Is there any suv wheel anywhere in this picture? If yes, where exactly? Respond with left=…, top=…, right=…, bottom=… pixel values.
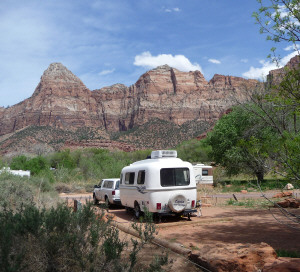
left=93, top=194, right=98, bottom=205
left=105, top=196, right=110, bottom=208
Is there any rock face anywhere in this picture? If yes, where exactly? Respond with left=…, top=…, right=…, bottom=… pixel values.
left=268, top=55, right=300, bottom=84
left=0, top=63, right=259, bottom=136
left=0, top=62, right=260, bottom=153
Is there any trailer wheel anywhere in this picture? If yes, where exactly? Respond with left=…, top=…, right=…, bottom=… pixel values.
left=93, top=194, right=98, bottom=205
left=134, top=202, right=141, bottom=219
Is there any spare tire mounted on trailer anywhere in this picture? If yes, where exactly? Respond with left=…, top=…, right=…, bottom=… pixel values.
left=168, top=194, right=187, bottom=213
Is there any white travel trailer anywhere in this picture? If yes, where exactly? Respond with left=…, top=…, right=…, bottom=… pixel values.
left=120, top=150, right=197, bottom=220
left=193, top=164, right=213, bottom=185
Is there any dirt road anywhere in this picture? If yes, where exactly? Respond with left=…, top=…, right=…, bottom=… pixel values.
left=60, top=193, right=300, bottom=252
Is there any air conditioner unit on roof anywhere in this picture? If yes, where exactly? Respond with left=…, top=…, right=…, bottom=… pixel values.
left=151, top=150, right=177, bottom=159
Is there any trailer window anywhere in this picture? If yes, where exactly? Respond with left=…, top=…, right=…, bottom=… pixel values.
left=160, top=168, right=190, bottom=187
left=137, top=170, right=145, bottom=184
left=202, top=169, right=209, bottom=176
left=125, top=172, right=135, bottom=185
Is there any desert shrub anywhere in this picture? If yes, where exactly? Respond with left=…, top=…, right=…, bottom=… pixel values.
left=50, top=149, right=77, bottom=170
left=54, top=182, right=72, bottom=193
left=0, top=203, right=165, bottom=272
left=0, top=173, right=34, bottom=210
left=29, top=175, right=54, bottom=193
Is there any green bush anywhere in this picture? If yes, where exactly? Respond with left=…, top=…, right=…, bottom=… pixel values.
left=10, top=155, right=49, bottom=175
left=50, top=149, right=77, bottom=170
left=26, top=156, right=48, bottom=175
left=10, top=155, right=28, bottom=170
left=0, top=203, right=166, bottom=272
left=0, top=173, right=34, bottom=211
left=276, top=249, right=300, bottom=258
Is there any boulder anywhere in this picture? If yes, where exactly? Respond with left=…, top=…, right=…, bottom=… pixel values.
left=283, top=183, right=294, bottom=190
left=273, top=192, right=293, bottom=198
left=276, top=198, right=300, bottom=208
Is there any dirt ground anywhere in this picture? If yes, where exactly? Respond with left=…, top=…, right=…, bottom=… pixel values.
left=107, top=205, right=300, bottom=252
left=61, top=193, right=300, bottom=271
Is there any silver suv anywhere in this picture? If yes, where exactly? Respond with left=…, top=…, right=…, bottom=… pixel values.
left=93, top=178, right=121, bottom=207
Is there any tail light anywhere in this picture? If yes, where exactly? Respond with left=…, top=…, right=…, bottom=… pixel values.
left=156, top=203, right=161, bottom=210
left=191, top=200, right=195, bottom=208
left=112, top=190, right=115, bottom=195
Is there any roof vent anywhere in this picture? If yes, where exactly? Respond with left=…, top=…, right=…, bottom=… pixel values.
left=151, top=150, right=177, bottom=159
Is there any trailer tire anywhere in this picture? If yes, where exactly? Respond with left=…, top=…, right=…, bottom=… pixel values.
left=134, top=202, right=141, bottom=219
left=168, top=194, right=187, bottom=213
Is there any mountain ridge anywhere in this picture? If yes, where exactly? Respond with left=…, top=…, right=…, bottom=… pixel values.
left=1, top=57, right=297, bottom=155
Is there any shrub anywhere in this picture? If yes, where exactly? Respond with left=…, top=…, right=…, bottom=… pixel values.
left=0, top=203, right=166, bottom=272
left=0, top=173, right=34, bottom=211
left=10, top=155, right=28, bottom=170
left=26, top=156, right=48, bottom=175
left=10, top=155, right=49, bottom=175
left=50, top=149, right=77, bottom=170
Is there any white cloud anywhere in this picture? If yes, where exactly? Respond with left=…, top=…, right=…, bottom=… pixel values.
left=134, top=51, right=203, bottom=73
left=164, top=7, right=181, bottom=13
left=98, top=68, right=115, bottom=76
left=284, top=44, right=300, bottom=51
left=208, top=58, right=221, bottom=64
left=242, top=51, right=298, bottom=80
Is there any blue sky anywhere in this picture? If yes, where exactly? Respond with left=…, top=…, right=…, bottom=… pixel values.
left=0, top=0, right=298, bottom=107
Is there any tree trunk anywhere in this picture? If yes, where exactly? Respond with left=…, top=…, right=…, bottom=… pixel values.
left=256, top=170, right=264, bottom=182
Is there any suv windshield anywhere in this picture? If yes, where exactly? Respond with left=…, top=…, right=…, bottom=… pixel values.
left=160, top=168, right=190, bottom=187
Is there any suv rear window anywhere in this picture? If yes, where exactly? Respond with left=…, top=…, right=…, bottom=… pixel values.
left=160, top=168, right=190, bottom=187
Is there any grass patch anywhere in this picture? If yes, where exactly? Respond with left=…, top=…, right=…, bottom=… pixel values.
left=220, top=178, right=289, bottom=193
left=276, top=249, right=300, bottom=258
left=226, top=198, right=271, bottom=208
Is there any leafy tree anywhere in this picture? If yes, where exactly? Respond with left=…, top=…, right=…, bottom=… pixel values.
left=207, top=106, right=273, bottom=181
left=245, top=0, right=300, bottom=183
left=253, top=0, right=300, bottom=59
left=26, top=156, right=49, bottom=175
left=176, top=139, right=212, bottom=163
left=10, top=155, right=28, bottom=170
left=50, top=149, right=77, bottom=169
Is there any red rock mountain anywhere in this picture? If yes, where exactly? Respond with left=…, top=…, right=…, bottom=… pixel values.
left=0, top=62, right=260, bottom=154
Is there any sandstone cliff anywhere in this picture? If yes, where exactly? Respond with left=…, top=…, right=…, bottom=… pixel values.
left=0, top=62, right=261, bottom=154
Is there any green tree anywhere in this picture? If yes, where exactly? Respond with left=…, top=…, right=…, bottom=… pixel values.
left=176, top=139, right=212, bottom=163
left=253, top=0, right=300, bottom=59
left=10, top=155, right=28, bottom=170
left=207, top=106, right=273, bottom=181
left=26, top=156, right=49, bottom=175
left=247, top=0, right=300, bottom=182
left=50, top=149, right=77, bottom=169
